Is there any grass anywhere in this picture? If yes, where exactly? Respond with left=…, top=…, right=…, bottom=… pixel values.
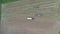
left=1, top=0, right=17, bottom=4
left=59, top=31, right=60, bottom=34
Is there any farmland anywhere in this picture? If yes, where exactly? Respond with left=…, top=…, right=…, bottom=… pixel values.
left=1, top=0, right=60, bottom=34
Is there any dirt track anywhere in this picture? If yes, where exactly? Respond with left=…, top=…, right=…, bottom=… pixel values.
left=1, top=0, right=60, bottom=34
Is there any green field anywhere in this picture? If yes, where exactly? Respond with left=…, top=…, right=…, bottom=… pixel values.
left=59, top=31, right=60, bottom=34
left=2, top=0, right=17, bottom=3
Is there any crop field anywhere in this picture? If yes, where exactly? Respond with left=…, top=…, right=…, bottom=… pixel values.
left=1, top=0, right=60, bottom=34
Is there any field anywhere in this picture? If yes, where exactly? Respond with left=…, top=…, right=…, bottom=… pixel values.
left=1, top=0, right=60, bottom=34
left=2, top=0, right=17, bottom=3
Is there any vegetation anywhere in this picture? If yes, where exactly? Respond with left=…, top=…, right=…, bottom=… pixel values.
left=1, top=0, right=17, bottom=3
